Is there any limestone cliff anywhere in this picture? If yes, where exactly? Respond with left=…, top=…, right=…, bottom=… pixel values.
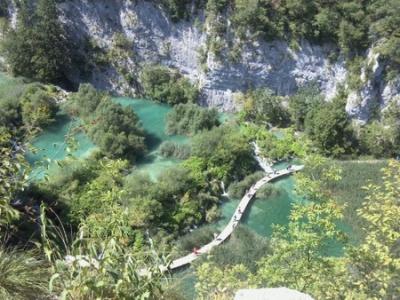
left=6, top=0, right=400, bottom=121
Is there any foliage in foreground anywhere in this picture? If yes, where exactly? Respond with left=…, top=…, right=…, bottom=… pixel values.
left=38, top=158, right=168, bottom=299
left=42, top=223, right=166, bottom=299
left=326, top=160, right=387, bottom=242
left=0, top=248, right=49, bottom=300
left=0, top=127, right=30, bottom=235
left=195, top=158, right=400, bottom=299
left=345, top=160, right=400, bottom=298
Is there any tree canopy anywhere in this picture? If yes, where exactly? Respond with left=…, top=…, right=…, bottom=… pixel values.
left=140, top=65, right=199, bottom=105
left=2, top=0, right=71, bottom=84
left=166, top=103, right=220, bottom=136
left=65, top=84, right=147, bottom=161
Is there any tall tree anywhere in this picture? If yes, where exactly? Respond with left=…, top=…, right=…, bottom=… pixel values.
left=1, top=1, right=35, bottom=78
left=31, top=0, right=70, bottom=83
left=2, top=0, right=70, bottom=83
left=304, top=93, right=354, bottom=156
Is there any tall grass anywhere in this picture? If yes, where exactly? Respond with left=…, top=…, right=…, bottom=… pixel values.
left=327, top=160, right=387, bottom=241
left=0, top=248, right=49, bottom=300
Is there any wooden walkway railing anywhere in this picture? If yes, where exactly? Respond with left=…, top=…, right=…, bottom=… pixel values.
left=167, top=165, right=304, bottom=270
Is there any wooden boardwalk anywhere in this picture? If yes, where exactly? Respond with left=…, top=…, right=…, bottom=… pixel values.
left=167, top=165, right=304, bottom=270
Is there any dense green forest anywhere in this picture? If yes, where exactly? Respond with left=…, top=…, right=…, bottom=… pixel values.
left=0, top=0, right=399, bottom=299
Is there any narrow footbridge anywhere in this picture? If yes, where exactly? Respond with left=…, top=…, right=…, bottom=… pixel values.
left=166, top=165, right=304, bottom=271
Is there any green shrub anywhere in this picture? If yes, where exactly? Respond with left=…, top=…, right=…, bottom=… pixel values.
left=20, top=84, right=58, bottom=131
left=140, top=65, right=198, bottom=105
left=166, top=103, right=220, bottom=136
left=359, top=122, right=400, bottom=158
left=190, top=125, right=258, bottom=182
left=304, top=91, right=355, bottom=157
left=123, top=165, right=220, bottom=233
left=288, top=83, right=323, bottom=131
left=66, top=84, right=147, bottom=161
left=0, top=1, right=8, bottom=18
left=64, top=84, right=105, bottom=120
left=237, top=88, right=290, bottom=127
left=2, top=0, right=71, bottom=83
left=88, top=100, right=146, bottom=161
left=0, top=76, right=27, bottom=128
left=227, top=171, right=265, bottom=199
left=160, top=0, right=192, bottom=22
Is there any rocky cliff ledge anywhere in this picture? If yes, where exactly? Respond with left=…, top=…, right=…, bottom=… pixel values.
left=8, top=0, right=400, bottom=122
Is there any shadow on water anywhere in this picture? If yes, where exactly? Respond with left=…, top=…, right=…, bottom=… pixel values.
left=145, top=131, right=163, bottom=152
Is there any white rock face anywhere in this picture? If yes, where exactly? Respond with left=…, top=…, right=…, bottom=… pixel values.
left=5, top=0, right=400, bottom=119
left=57, top=0, right=347, bottom=111
left=345, top=49, right=400, bottom=123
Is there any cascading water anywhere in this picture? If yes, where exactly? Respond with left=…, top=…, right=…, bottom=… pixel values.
left=220, top=181, right=229, bottom=197
left=252, top=142, right=274, bottom=173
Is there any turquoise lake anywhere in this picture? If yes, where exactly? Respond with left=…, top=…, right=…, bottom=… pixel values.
left=27, top=97, right=188, bottom=179
left=25, top=95, right=346, bottom=299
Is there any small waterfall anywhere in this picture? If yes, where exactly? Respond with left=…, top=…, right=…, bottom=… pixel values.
left=220, top=181, right=229, bottom=197
left=252, top=142, right=274, bottom=173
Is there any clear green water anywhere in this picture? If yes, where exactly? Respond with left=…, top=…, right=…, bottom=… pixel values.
left=114, top=97, right=188, bottom=179
left=27, top=98, right=188, bottom=179
left=25, top=95, right=346, bottom=299
left=26, top=114, right=95, bottom=178
left=173, top=164, right=348, bottom=299
left=172, top=176, right=301, bottom=299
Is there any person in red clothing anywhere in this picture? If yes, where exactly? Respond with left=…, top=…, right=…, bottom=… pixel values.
left=192, top=247, right=200, bottom=255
